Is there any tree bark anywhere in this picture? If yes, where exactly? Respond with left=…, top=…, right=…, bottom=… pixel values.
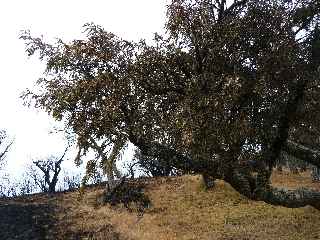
left=284, top=140, right=320, bottom=168
left=225, top=169, right=320, bottom=210
left=259, top=187, right=320, bottom=210
left=88, top=136, right=125, bottom=191
left=129, top=134, right=320, bottom=210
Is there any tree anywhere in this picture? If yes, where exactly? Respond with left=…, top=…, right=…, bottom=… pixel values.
left=29, top=148, right=68, bottom=193
left=62, top=172, right=81, bottom=191
left=276, top=152, right=308, bottom=173
left=22, top=0, right=320, bottom=209
left=0, top=130, right=13, bottom=197
left=76, top=136, right=124, bottom=188
left=133, top=148, right=181, bottom=177
left=311, top=165, right=320, bottom=181
left=0, top=130, right=13, bottom=169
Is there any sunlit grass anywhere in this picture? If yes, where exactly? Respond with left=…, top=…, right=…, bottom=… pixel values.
left=2, top=170, right=319, bottom=239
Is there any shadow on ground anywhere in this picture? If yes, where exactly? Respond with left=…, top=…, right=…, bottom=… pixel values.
left=0, top=200, right=57, bottom=240
left=0, top=193, right=124, bottom=240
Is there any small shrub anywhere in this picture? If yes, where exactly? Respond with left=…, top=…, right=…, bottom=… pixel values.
left=97, top=178, right=151, bottom=216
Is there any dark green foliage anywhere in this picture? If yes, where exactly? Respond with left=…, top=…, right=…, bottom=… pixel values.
left=133, top=148, right=180, bottom=177
left=98, top=178, right=150, bottom=215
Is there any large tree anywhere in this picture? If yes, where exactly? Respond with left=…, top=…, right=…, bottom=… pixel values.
left=22, top=0, right=320, bottom=209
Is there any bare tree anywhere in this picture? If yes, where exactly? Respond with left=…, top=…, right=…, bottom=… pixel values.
left=0, top=130, right=13, bottom=197
left=0, top=130, right=13, bottom=169
left=62, top=172, right=81, bottom=191
left=30, top=148, right=68, bottom=193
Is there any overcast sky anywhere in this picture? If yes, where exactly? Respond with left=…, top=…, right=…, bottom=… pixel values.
left=0, top=0, right=167, bottom=178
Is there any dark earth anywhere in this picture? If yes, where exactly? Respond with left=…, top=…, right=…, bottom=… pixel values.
left=0, top=193, right=121, bottom=240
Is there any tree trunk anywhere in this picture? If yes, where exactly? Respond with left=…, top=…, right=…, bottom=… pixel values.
left=105, top=163, right=116, bottom=191
left=129, top=135, right=320, bottom=210
left=260, top=187, right=320, bottom=210
left=112, top=161, right=122, bottom=179
left=202, top=173, right=215, bottom=189
left=48, top=183, right=56, bottom=194
left=225, top=169, right=320, bottom=210
left=312, top=166, right=320, bottom=182
left=284, top=140, right=320, bottom=168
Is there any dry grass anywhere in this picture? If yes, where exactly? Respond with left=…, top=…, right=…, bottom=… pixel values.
left=1, top=171, right=320, bottom=239
left=271, top=169, right=320, bottom=191
left=105, top=174, right=320, bottom=240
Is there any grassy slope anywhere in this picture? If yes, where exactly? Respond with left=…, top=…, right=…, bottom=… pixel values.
left=1, top=171, right=320, bottom=240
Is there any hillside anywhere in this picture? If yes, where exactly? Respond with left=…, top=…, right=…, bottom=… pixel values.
left=0, top=171, right=320, bottom=240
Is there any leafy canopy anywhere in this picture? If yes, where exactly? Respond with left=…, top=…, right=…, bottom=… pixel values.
left=21, top=0, right=320, bottom=208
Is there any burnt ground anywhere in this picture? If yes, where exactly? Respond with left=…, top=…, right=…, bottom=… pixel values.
left=0, top=192, right=123, bottom=240
left=0, top=197, right=57, bottom=240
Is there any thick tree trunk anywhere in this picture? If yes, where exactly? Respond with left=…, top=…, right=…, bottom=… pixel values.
left=88, top=136, right=124, bottom=191
left=226, top=169, right=320, bottom=210
left=112, top=161, right=122, bottom=179
left=104, top=159, right=123, bottom=191
left=105, top=161, right=123, bottom=192
left=261, top=187, right=320, bottom=210
left=223, top=169, right=257, bottom=199
left=129, top=135, right=320, bottom=210
left=284, top=140, right=320, bottom=168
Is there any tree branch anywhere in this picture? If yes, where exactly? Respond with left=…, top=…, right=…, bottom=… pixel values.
left=0, top=140, right=13, bottom=162
left=260, top=187, right=320, bottom=210
left=223, top=0, right=248, bottom=17
left=263, top=79, right=307, bottom=169
left=128, top=134, right=223, bottom=177
left=284, top=140, right=320, bottom=168
left=226, top=169, right=320, bottom=210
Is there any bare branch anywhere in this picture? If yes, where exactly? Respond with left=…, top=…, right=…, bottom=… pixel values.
left=31, top=148, right=69, bottom=193
left=0, top=140, right=13, bottom=163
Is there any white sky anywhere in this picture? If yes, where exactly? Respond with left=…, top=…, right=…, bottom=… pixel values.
left=0, top=0, right=167, bottom=178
